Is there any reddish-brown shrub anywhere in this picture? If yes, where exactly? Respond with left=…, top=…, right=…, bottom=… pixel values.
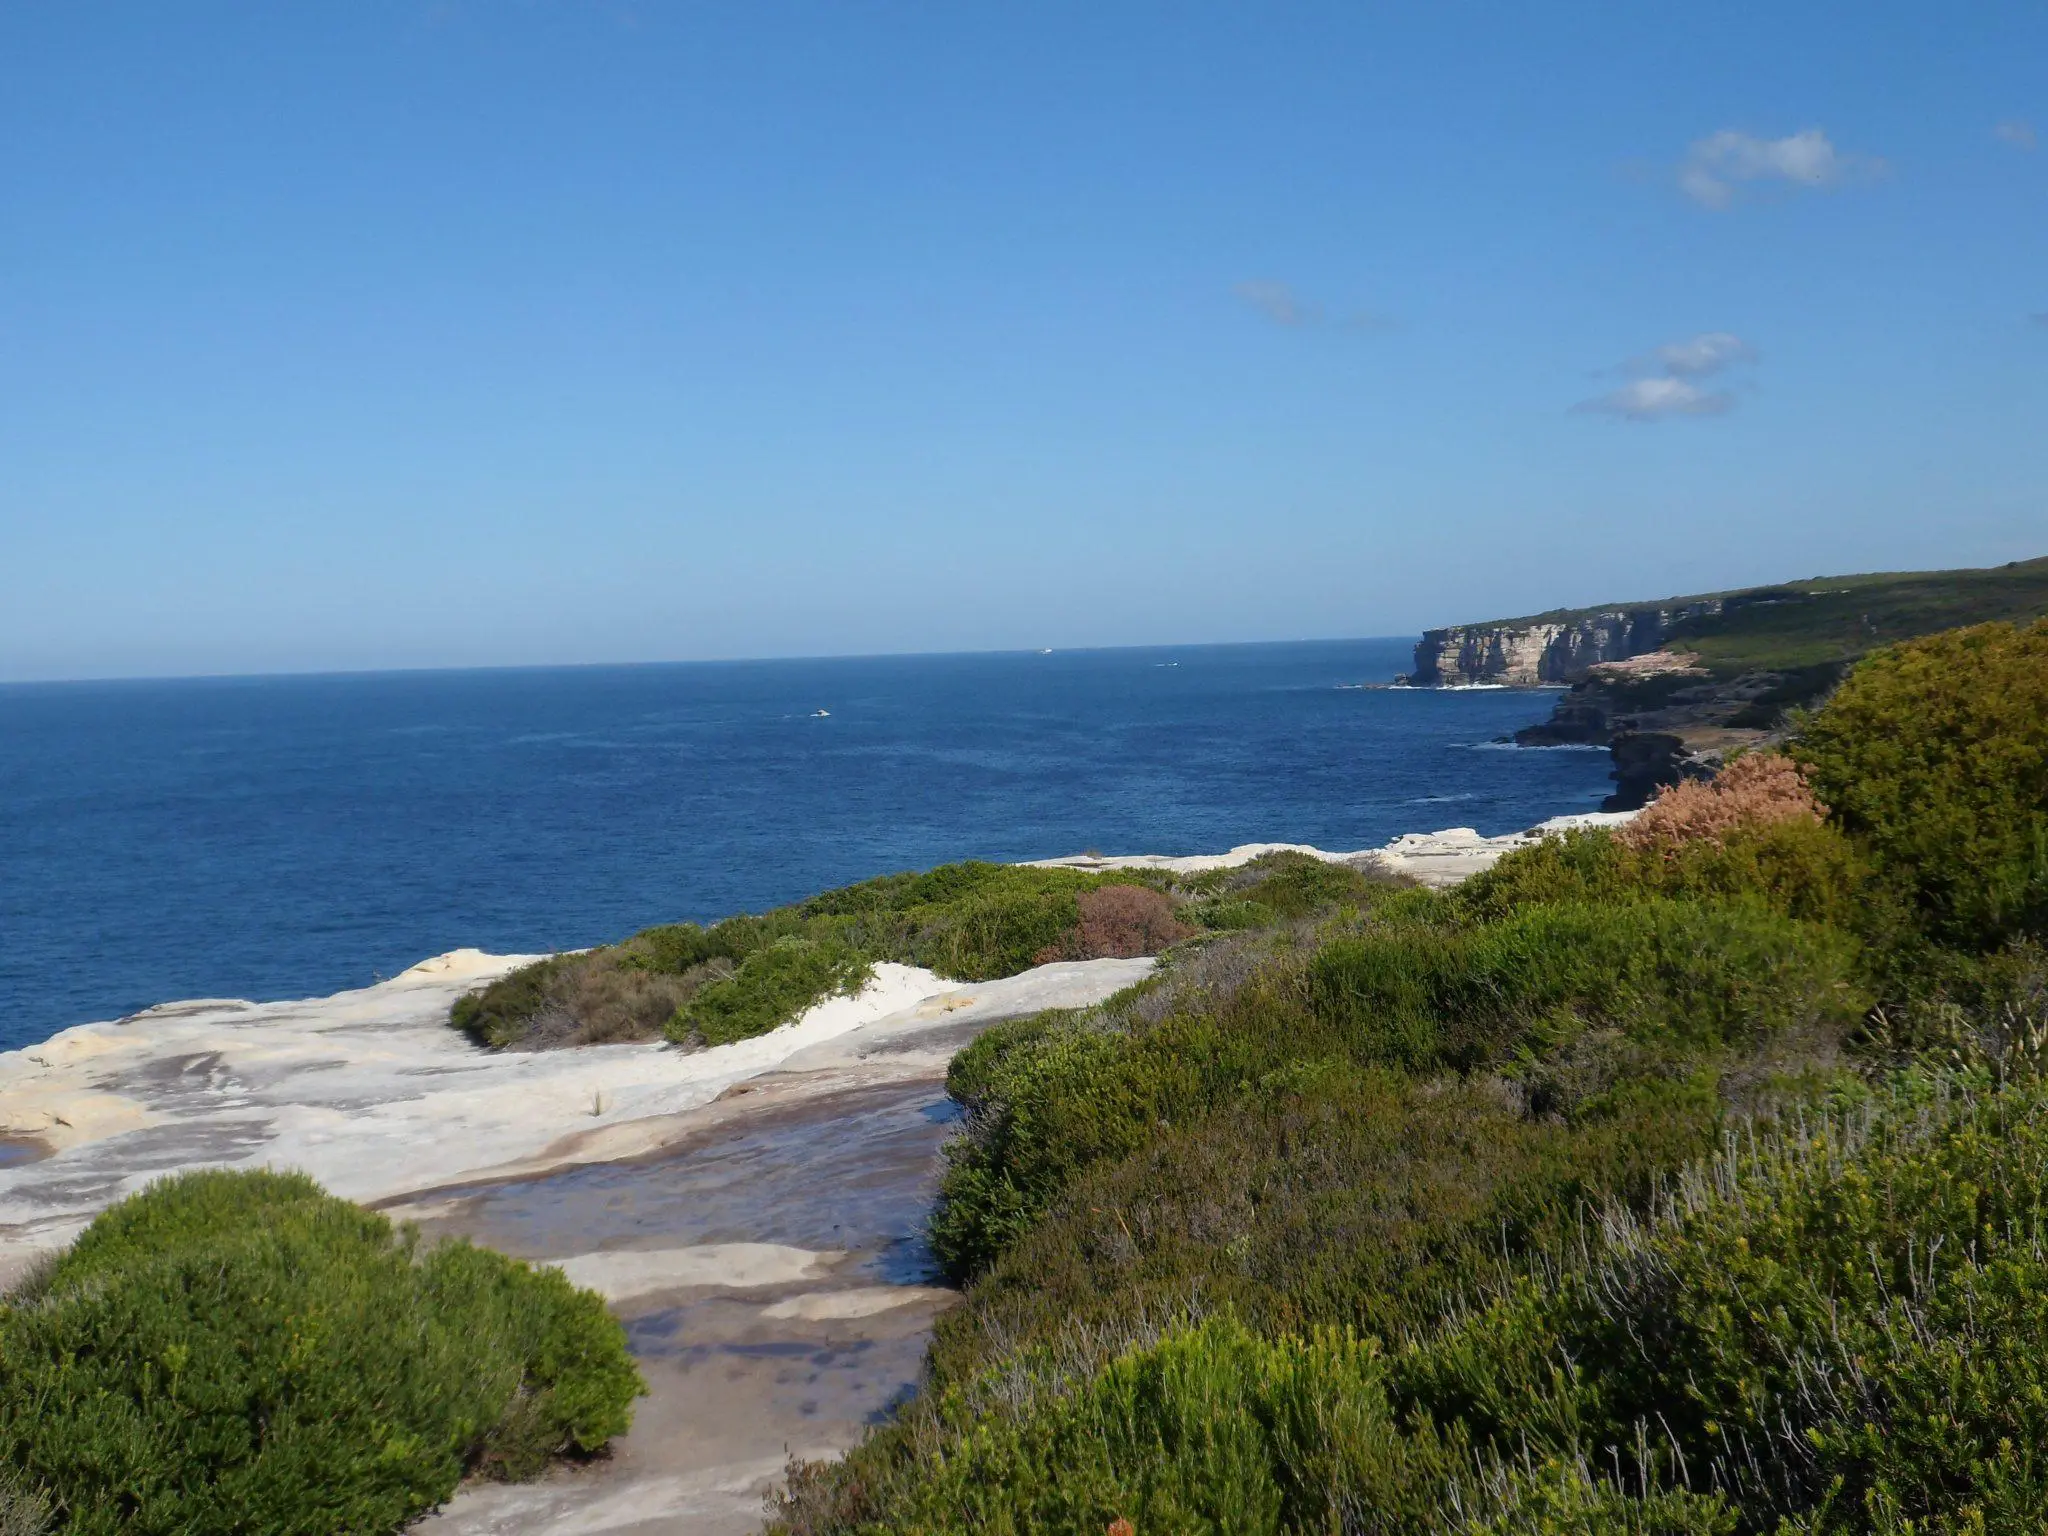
left=1034, top=884, right=1195, bottom=962
left=1617, top=751, right=1828, bottom=855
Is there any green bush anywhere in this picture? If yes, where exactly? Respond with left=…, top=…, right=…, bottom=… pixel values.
left=1458, top=820, right=1877, bottom=934
left=930, top=1018, right=1201, bottom=1279
left=451, top=954, right=574, bottom=1048
left=769, top=614, right=2048, bottom=1535
left=617, top=920, right=739, bottom=974
left=1308, top=897, right=1867, bottom=1071
left=1188, top=896, right=1278, bottom=930
left=457, top=862, right=1193, bottom=1051
left=927, top=896, right=1862, bottom=1286
left=921, top=1060, right=1727, bottom=1399
left=1795, top=619, right=2048, bottom=948
left=1385, top=1072, right=2048, bottom=1533
left=858, top=1318, right=1438, bottom=1536
left=921, top=886, right=1084, bottom=980
left=670, top=935, right=874, bottom=1047
left=787, top=1074, right=2048, bottom=1535
left=1232, top=853, right=1388, bottom=919
left=1447, top=1459, right=1738, bottom=1535
left=0, top=1170, right=641, bottom=1536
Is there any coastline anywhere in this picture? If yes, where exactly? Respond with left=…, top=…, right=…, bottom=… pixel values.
left=0, top=808, right=1635, bottom=1534
left=0, top=812, right=1637, bottom=1272
left=1029, top=810, right=1634, bottom=886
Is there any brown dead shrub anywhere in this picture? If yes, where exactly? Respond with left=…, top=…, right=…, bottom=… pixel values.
left=1034, top=884, right=1196, bottom=963
left=1616, top=751, right=1827, bottom=856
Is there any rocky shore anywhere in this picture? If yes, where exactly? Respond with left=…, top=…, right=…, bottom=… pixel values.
left=1401, top=558, right=2048, bottom=808
left=1511, top=651, right=1788, bottom=808
left=0, top=813, right=1630, bottom=1534
left=1031, top=811, right=1633, bottom=886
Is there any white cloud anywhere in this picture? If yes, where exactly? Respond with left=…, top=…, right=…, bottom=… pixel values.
left=1576, top=377, right=1735, bottom=420
left=1645, top=331, right=1757, bottom=378
left=1995, top=119, right=2038, bottom=151
left=1577, top=331, right=1756, bottom=421
left=1677, top=128, right=1881, bottom=209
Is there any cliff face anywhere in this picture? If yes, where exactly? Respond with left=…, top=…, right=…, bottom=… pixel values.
left=1409, top=602, right=1723, bottom=687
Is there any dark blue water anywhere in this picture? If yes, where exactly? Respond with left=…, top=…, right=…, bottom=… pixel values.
left=0, top=640, right=1609, bottom=1049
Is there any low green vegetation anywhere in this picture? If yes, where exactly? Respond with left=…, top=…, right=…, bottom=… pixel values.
left=1665, top=557, right=2048, bottom=677
left=0, top=1170, right=643, bottom=1536
left=1482, top=555, right=2048, bottom=682
left=1793, top=616, right=2048, bottom=949
left=454, top=859, right=1228, bottom=1052
left=768, top=620, right=2048, bottom=1536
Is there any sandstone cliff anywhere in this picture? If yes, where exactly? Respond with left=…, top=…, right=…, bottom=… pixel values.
left=1410, top=557, right=2048, bottom=811
left=1406, top=601, right=1723, bottom=687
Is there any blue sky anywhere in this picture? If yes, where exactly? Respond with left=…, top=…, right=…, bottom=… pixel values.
left=2, top=2, right=2043, bottom=680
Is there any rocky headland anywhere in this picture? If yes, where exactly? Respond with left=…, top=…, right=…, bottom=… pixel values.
left=1407, top=556, right=2048, bottom=808
left=1405, top=600, right=1722, bottom=688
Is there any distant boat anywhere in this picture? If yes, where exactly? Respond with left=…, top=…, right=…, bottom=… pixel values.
left=1036, top=648, right=1053, bottom=655
left=811, top=709, right=831, bottom=718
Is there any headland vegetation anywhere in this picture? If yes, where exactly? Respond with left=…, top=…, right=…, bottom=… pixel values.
left=1412, top=555, right=2048, bottom=808
left=763, top=614, right=2048, bottom=1535
left=0, top=599, right=2041, bottom=1536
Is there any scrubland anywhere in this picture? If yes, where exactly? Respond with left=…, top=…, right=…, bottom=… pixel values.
left=766, top=618, right=2048, bottom=1536
left=3, top=618, right=2041, bottom=1536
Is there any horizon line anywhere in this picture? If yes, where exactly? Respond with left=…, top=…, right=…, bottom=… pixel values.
left=0, top=633, right=1419, bottom=690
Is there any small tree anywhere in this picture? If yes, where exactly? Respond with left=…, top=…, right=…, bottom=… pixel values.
left=1794, top=619, right=2048, bottom=948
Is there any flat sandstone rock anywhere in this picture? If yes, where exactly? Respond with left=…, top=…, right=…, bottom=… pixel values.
left=1030, top=811, right=1636, bottom=887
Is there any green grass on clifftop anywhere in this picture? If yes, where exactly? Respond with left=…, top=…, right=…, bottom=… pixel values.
left=1477, top=554, right=2048, bottom=680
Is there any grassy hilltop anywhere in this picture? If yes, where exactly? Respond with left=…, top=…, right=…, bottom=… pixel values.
left=1476, top=554, right=2048, bottom=680
left=1660, top=555, right=2048, bottom=675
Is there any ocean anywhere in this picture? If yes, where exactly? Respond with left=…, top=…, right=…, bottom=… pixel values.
left=0, top=639, right=1610, bottom=1052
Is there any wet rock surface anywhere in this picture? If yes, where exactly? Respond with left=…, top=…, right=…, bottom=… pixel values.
left=412, top=1080, right=970, bottom=1536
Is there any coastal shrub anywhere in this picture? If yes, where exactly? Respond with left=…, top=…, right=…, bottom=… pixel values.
left=770, top=617, right=2048, bottom=1535
left=783, top=1073, right=2048, bottom=1536
left=1613, top=750, right=1825, bottom=854
left=1455, top=830, right=1636, bottom=919
left=0, top=1169, right=641, bottom=1536
left=1795, top=619, right=2048, bottom=948
left=669, top=936, right=873, bottom=1047
left=928, top=895, right=1862, bottom=1284
left=1035, top=884, right=1195, bottom=962
left=1189, top=896, right=1277, bottom=930
left=456, top=863, right=1200, bottom=1050
left=923, top=885, right=1085, bottom=979
left=1446, top=1460, right=1737, bottom=1536
left=1387, top=1073, right=2048, bottom=1533
left=453, top=944, right=738, bottom=1050
left=930, top=1018, right=1203, bottom=1279
left=451, top=954, right=574, bottom=1048
left=616, top=920, right=738, bottom=974
left=1459, top=821, right=1877, bottom=934
left=1308, top=898, right=1866, bottom=1071
left=0, top=1478, right=50, bottom=1536
left=850, top=1317, right=1438, bottom=1536
left=1221, top=851, right=1397, bottom=919
left=921, top=1060, right=1729, bottom=1399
